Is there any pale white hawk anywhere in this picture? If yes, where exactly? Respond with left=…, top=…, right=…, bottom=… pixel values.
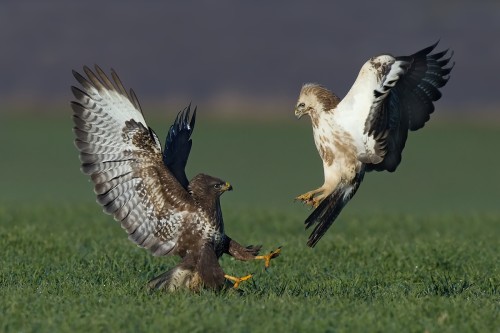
left=294, top=42, right=454, bottom=247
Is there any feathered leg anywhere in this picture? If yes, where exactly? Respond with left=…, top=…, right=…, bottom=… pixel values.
left=227, top=239, right=281, bottom=270
left=297, top=162, right=342, bottom=208
left=296, top=175, right=339, bottom=208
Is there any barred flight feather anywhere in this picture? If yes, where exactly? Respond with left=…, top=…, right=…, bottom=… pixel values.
left=71, top=65, right=198, bottom=257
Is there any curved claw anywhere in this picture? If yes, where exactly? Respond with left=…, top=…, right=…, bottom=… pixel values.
left=311, top=198, right=321, bottom=208
left=295, top=192, right=314, bottom=203
left=224, top=273, right=253, bottom=289
left=296, top=190, right=325, bottom=208
left=296, top=191, right=323, bottom=208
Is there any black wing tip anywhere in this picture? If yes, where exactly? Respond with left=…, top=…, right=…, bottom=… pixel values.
left=413, top=40, right=455, bottom=60
left=190, top=106, right=197, bottom=129
left=72, top=65, right=96, bottom=80
left=93, top=63, right=105, bottom=73
left=174, top=103, right=197, bottom=131
left=82, top=64, right=94, bottom=77
left=412, top=41, right=439, bottom=58
left=72, top=69, right=89, bottom=85
left=164, top=103, right=198, bottom=152
left=74, top=64, right=117, bottom=85
left=430, top=39, right=440, bottom=49
left=430, top=44, right=455, bottom=66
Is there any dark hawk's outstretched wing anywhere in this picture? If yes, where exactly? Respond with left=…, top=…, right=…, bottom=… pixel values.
left=71, top=65, right=196, bottom=257
left=163, top=105, right=196, bottom=189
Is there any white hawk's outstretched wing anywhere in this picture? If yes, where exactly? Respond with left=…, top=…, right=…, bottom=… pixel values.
left=364, top=43, right=454, bottom=172
left=336, top=42, right=454, bottom=172
left=71, top=65, right=195, bottom=256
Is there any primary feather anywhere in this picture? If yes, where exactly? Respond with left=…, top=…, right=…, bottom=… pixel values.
left=163, top=105, right=196, bottom=189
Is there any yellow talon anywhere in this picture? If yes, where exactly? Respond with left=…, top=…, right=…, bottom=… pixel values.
left=224, top=274, right=253, bottom=289
left=255, top=247, right=282, bottom=269
left=295, top=192, right=314, bottom=202
left=296, top=192, right=322, bottom=208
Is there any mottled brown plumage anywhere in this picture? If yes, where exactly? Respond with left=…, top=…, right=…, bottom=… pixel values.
left=71, top=65, right=280, bottom=291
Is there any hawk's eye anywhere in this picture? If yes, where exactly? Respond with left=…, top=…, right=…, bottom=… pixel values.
left=214, top=184, right=221, bottom=189
left=298, top=102, right=305, bottom=108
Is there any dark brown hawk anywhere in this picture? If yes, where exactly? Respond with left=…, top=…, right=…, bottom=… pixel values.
left=71, top=66, right=280, bottom=291
left=294, top=42, right=454, bottom=247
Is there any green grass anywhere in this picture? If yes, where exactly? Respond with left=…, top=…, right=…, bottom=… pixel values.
left=0, top=114, right=499, bottom=332
left=1, top=205, right=498, bottom=332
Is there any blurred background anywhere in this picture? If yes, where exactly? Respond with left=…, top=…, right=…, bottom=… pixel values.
left=1, top=0, right=499, bottom=214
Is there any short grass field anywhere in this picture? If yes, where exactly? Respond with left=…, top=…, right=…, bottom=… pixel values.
left=1, top=113, right=499, bottom=332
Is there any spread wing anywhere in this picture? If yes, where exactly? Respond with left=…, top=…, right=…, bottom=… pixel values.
left=71, top=65, right=196, bottom=256
left=163, top=105, right=196, bottom=189
left=362, top=42, right=454, bottom=172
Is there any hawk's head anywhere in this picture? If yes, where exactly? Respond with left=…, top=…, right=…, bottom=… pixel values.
left=189, top=174, right=233, bottom=199
left=295, top=83, right=340, bottom=119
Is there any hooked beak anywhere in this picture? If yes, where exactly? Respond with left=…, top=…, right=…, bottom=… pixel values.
left=222, top=182, right=233, bottom=192
left=295, top=106, right=305, bottom=119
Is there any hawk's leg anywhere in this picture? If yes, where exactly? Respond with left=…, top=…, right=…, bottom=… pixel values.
left=224, top=273, right=253, bottom=289
left=227, top=239, right=281, bottom=270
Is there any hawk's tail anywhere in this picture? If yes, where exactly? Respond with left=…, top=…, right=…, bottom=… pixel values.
left=148, top=265, right=194, bottom=291
left=148, top=245, right=226, bottom=291
left=305, top=168, right=365, bottom=247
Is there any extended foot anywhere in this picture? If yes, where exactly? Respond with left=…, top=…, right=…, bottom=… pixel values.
left=296, top=188, right=329, bottom=208
left=224, top=274, right=253, bottom=289
left=296, top=190, right=325, bottom=207
left=295, top=192, right=314, bottom=204
left=255, top=247, right=281, bottom=269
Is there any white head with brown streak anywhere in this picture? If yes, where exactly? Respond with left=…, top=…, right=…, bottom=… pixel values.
left=294, top=83, right=340, bottom=121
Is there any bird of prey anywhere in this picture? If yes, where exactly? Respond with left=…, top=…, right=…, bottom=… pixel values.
left=71, top=66, right=280, bottom=291
left=294, top=42, right=454, bottom=247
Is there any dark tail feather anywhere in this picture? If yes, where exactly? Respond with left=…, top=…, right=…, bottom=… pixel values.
left=305, top=187, right=348, bottom=248
left=305, top=168, right=365, bottom=247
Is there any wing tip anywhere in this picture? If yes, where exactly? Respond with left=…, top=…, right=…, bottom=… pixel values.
left=174, top=103, right=197, bottom=132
